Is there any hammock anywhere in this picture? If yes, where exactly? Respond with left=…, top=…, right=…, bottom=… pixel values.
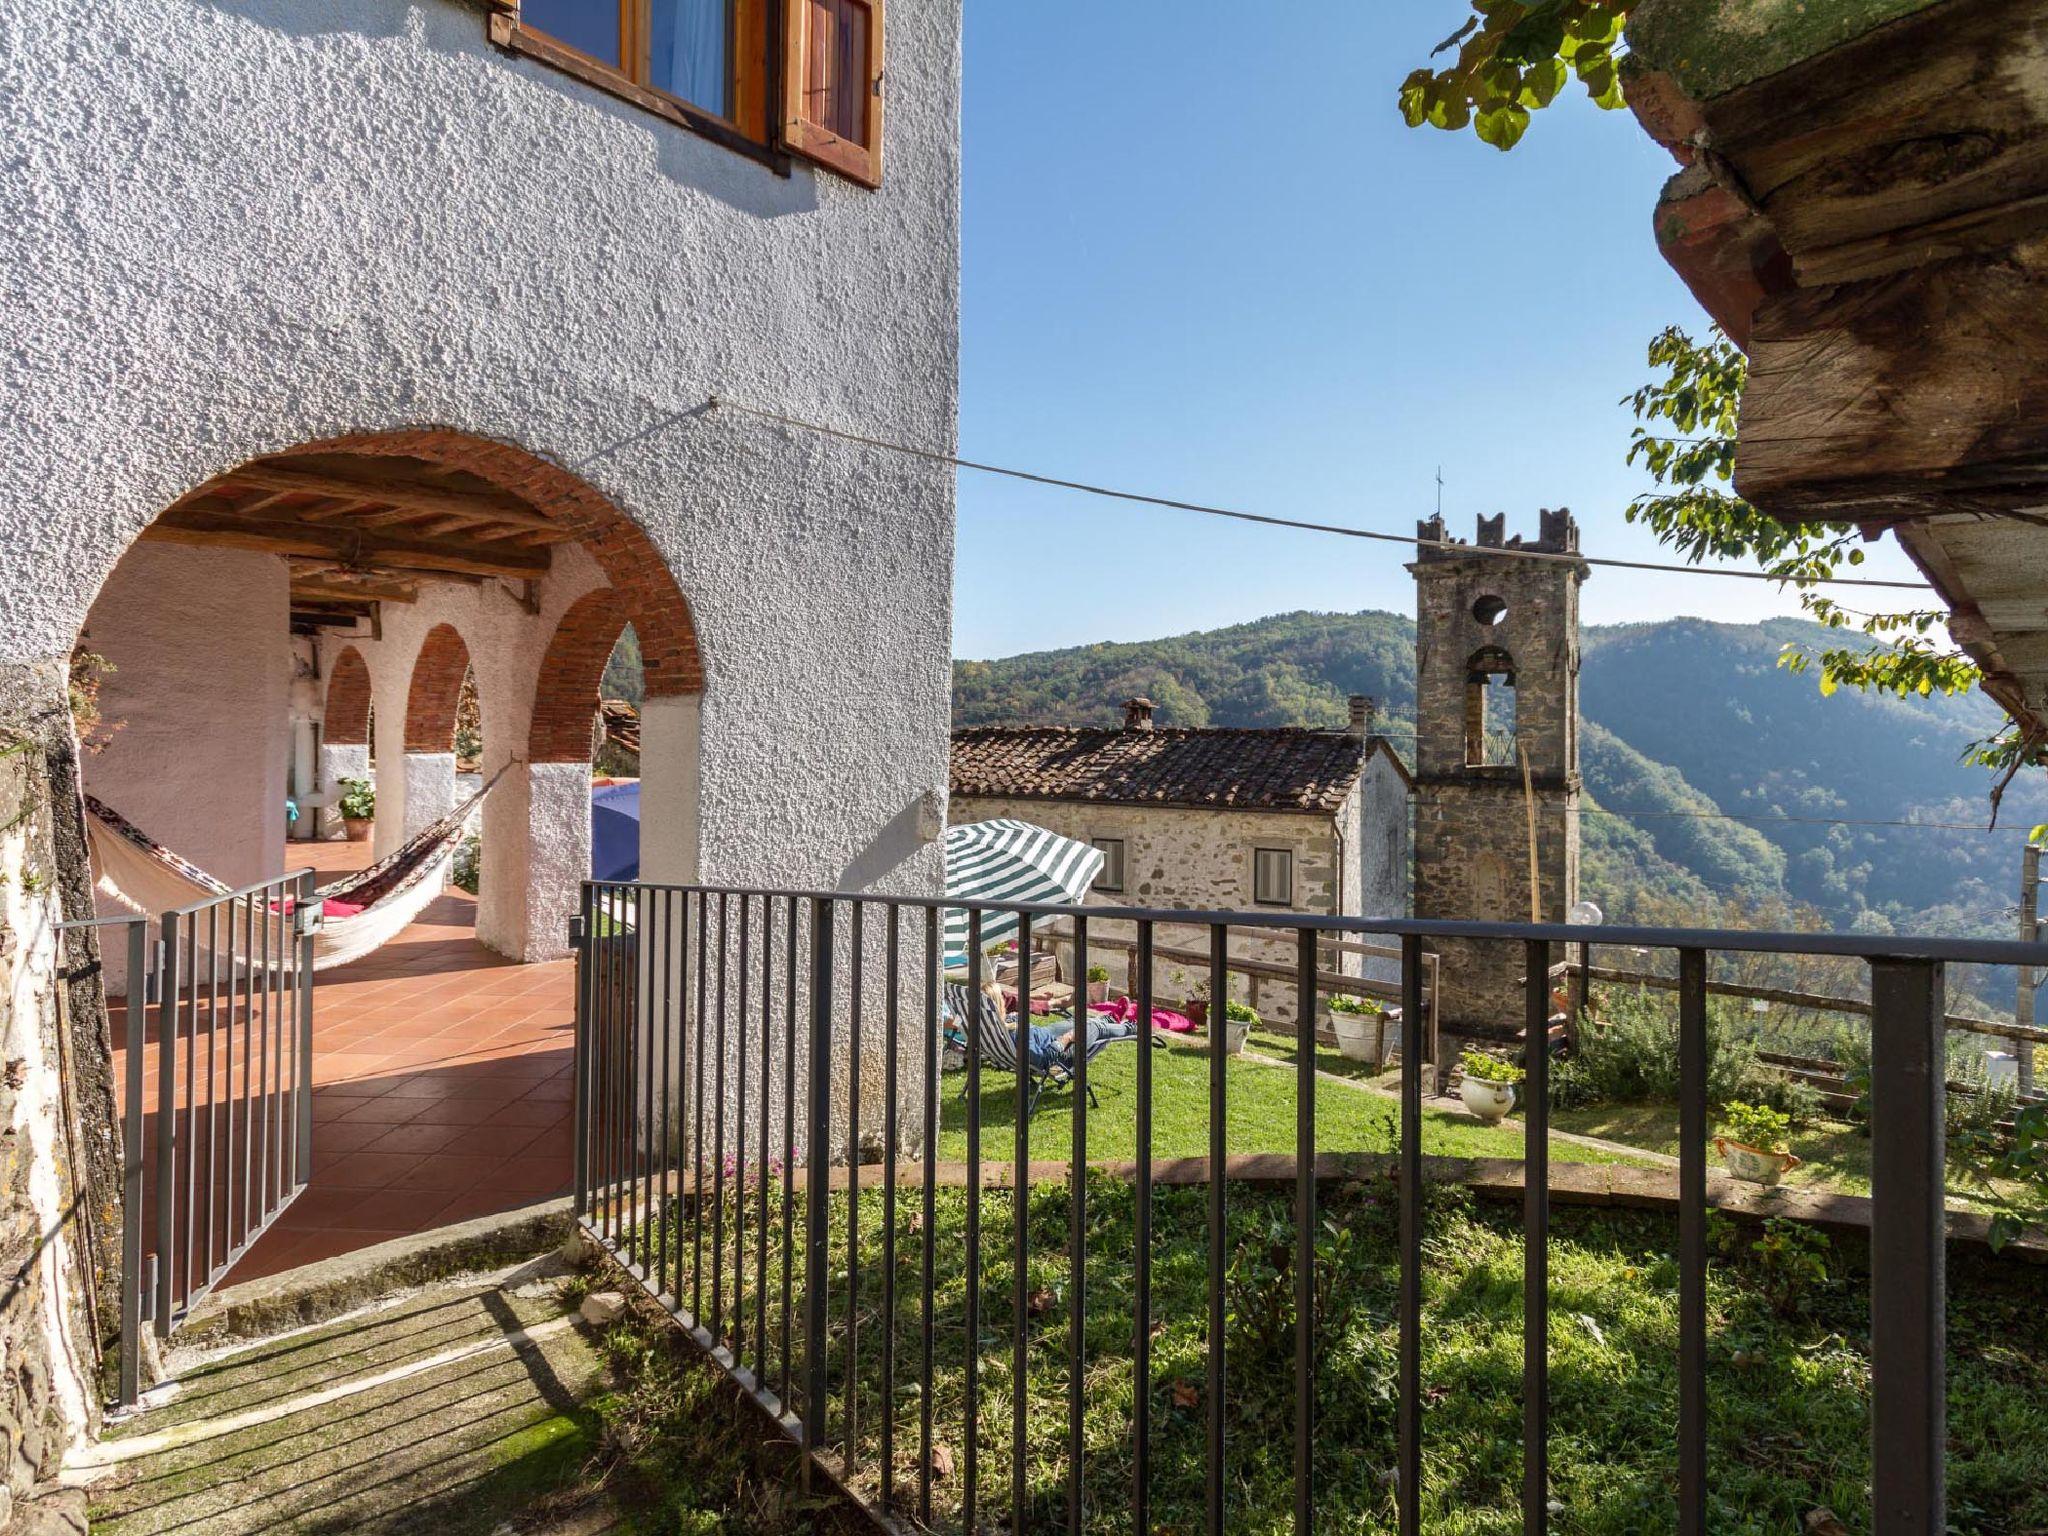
left=85, top=770, right=503, bottom=972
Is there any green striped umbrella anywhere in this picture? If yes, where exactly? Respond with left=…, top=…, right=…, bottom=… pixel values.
left=942, top=819, right=1104, bottom=966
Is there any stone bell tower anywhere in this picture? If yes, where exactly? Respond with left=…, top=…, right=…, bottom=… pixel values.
left=1409, top=508, right=1586, bottom=1043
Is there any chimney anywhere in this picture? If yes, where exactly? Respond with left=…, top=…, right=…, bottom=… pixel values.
left=1348, top=695, right=1375, bottom=739
left=1123, top=697, right=1155, bottom=732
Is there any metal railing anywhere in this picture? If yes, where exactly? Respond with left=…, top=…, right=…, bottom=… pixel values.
left=74, top=870, right=317, bottom=1406
left=571, top=880, right=2048, bottom=1535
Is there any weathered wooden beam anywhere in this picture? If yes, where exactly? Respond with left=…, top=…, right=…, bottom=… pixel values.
left=144, top=508, right=552, bottom=579
left=289, top=576, right=419, bottom=604
left=221, top=461, right=564, bottom=532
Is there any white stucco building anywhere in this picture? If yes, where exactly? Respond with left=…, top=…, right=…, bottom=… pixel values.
left=0, top=0, right=959, bottom=1496
left=949, top=696, right=1412, bottom=1029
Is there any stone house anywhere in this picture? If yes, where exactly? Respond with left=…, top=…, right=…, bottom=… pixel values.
left=0, top=0, right=959, bottom=1509
left=949, top=697, right=1411, bottom=1028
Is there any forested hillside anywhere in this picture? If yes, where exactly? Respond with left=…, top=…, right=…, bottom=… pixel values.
left=953, top=611, right=2048, bottom=939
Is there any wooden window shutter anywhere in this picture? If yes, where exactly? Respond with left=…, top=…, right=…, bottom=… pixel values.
left=780, top=0, right=883, bottom=187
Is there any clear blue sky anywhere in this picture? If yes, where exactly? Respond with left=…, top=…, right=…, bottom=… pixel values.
left=951, top=2, right=1924, bottom=661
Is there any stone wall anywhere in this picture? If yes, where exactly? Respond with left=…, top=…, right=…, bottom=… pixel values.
left=0, top=666, right=112, bottom=1527
left=1409, top=511, right=1586, bottom=1039
left=946, top=792, right=1378, bottom=1031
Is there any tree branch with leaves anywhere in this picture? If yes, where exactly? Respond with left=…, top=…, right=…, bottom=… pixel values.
left=1399, top=1, right=1632, bottom=150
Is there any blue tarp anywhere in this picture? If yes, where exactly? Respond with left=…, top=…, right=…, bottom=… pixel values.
left=591, top=781, right=641, bottom=882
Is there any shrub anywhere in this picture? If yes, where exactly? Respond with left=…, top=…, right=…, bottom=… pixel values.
left=1224, top=998, right=1260, bottom=1027
left=1460, top=1049, right=1521, bottom=1085
left=337, top=777, right=375, bottom=821
left=1327, top=994, right=1383, bottom=1016
left=453, top=832, right=481, bottom=896
left=1085, top=964, right=1109, bottom=984
left=1553, top=987, right=1817, bottom=1120
left=1720, top=1100, right=1792, bottom=1154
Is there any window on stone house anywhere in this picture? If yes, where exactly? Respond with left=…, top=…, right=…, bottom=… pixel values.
left=1091, top=838, right=1125, bottom=893
left=500, top=0, right=883, bottom=185
left=1464, top=646, right=1518, bottom=768
left=1253, top=847, right=1293, bottom=907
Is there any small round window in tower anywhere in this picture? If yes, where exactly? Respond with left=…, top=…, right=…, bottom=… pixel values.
left=1472, top=594, right=1508, bottom=626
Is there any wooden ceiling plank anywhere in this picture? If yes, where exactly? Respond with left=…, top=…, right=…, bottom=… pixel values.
left=223, top=462, right=562, bottom=531
left=144, top=508, right=552, bottom=580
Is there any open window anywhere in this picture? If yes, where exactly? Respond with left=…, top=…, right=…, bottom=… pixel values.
left=1253, top=847, right=1294, bottom=907
left=1464, top=646, right=1518, bottom=768
left=1091, top=837, right=1125, bottom=893
left=780, top=0, right=884, bottom=187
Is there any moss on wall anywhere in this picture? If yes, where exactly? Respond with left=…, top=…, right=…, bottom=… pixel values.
left=1627, top=0, right=1950, bottom=100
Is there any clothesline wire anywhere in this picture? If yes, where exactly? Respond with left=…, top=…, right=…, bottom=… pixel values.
left=707, top=396, right=1932, bottom=592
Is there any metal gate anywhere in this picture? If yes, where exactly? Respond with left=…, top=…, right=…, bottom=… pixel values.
left=87, top=871, right=318, bottom=1405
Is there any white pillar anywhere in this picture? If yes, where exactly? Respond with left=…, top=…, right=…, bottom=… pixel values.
left=638, top=694, right=701, bottom=884
left=522, top=761, right=593, bottom=962
left=402, top=751, right=457, bottom=840
left=372, top=704, right=408, bottom=859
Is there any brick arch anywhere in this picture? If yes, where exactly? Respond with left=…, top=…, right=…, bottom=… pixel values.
left=528, top=590, right=632, bottom=764
left=325, top=646, right=372, bottom=747
left=290, top=428, right=704, bottom=701
left=405, top=623, right=472, bottom=753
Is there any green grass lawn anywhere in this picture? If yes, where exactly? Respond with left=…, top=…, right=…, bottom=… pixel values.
left=614, top=1173, right=2048, bottom=1535
left=933, top=1029, right=1647, bottom=1167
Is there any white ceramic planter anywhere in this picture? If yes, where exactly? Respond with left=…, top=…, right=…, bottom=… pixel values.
left=1715, top=1138, right=1801, bottom=1186
left=1222, top=1018, right=1250, bottom=1055
left=1460, top=1077, right=1516, bottom=1124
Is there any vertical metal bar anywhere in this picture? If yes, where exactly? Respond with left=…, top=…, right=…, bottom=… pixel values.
left=1294, top=927, right=1316, bottom=1535
left=758, top=894, right=775, bottom=1387
left=1133, top=918, right=1154, bottom=1535
left=295, top=872, right=314, bottom=1193
left=255, top=892, right=270, bottom=1216
left=572, top=891, right=592, bottom=1217
left=1207, top=920, right=1228, bottom=1536
left=965, top=909, right=985, bottom=1532
left=182, top=916, right=197, bottom=1303
left=694, top=890, right=709, bottom=1322
left=204, top=905, right=218, bottom=1276
left=1522, top=939, right=1550, bottom=1536
left=1398, top=933, right=1425, bottom=1536
left=657, top=891, right=675, bottom=1292
left=119, top=920, right=147, bottom=1404
left=1013, top=920, right=1032, bottom=1536
left=921, top=904, right=940, bottom=1530
left=239, top=895, right=254, bottom=1244
left=674, top=889, right=691, bottom=1308
left=804, top=897, right=835, bottom=1455
left=846, top=900, right=863, bottom=1467
left=735, top=894, right=752, bottom=1355
left=782, top=894, right=798, bottom=1406
left=1868, top=957, right=1947, bottom=1536
left=270, top=886, right=286, bottom=1211
left=597, top=888, right=616, bottom=1243
left=714, top=893, right=730, bottom=1336
left=155, top=912, right=180, bottom=1336
left=641, top=891, right=658, bottom=1277
left=218, top=903, right=234, bottom=1256
left=1676, top=946, right=1708, bottom=1536
left=1069, top=913, right=1092, bottom=1536
left=881, top=903, right=900, bottom=1511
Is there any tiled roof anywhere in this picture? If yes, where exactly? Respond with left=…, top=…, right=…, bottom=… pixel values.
left=951, top=726, right=1393, bottom=814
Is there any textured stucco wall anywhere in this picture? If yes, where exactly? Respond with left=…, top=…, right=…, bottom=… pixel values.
left=78, top=544, right=291, bottom=899
left=2, top=0, right=960, bottom=917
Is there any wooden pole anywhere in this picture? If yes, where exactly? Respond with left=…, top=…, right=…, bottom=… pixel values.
left=1519, top=744, right=1540, bottom=925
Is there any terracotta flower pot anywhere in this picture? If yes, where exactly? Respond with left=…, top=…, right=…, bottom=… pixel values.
left=1715, top=1138, right=1801, bottom=1186
left=1459, top=1077, right=1515, bottom=1124
left=1183, top=998, right=1209, bottom=1030
left=342, top=816, right=373, bottom=843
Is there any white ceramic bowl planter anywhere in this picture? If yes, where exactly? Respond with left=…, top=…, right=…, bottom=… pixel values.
left=1222, top=1017, right=1250, bottom=1055
left=1715, top=1138, right=1801, bottom=1186
left=1460, top=1075, right=1516, bottom=1124
left=1330, top=1008, right=1380, bottom=1063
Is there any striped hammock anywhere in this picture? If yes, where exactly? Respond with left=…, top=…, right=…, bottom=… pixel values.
left=85, top=769, right=502, bottom=972
left=942, top=819, right=1104, bottom=966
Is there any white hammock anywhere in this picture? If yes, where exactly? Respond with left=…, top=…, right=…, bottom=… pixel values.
left=85, top=771, right=500, bottom=972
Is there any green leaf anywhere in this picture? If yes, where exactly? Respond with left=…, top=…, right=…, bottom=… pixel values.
left=1398, top=70, right=1431, bottom=128
left=1474, top=102, right=1530, bottom=150
left=1519, top=57, right=1567, bottom=108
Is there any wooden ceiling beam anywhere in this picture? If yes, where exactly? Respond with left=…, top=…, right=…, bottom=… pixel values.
left=290, top=576, right=420, bottom=604
left=220, top=462, right=564, bottom=532
left=144, top=508, right=552, bottom=580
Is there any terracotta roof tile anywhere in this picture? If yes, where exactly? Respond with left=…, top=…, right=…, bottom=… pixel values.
left=950, top=726, right=1376, bottom=814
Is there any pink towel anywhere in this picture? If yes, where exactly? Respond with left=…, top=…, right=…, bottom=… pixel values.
left=1088, top=996, right=1195, bottom=1033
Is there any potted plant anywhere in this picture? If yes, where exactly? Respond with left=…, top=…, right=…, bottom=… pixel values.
left=1181, top=976, right=1209, bottom=1031
left=337, top=777, right=375, bottom=842
left=1716, top=1101, right=1801, bottom=1186
left=1458, top=1050, right=1520, bottom=1123
left=1220, top=998, right=1258, bottom=1055
left=1326, top=994, right=1385, bottom=1062
left=1085, top=964, right=1110, bottom=1005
